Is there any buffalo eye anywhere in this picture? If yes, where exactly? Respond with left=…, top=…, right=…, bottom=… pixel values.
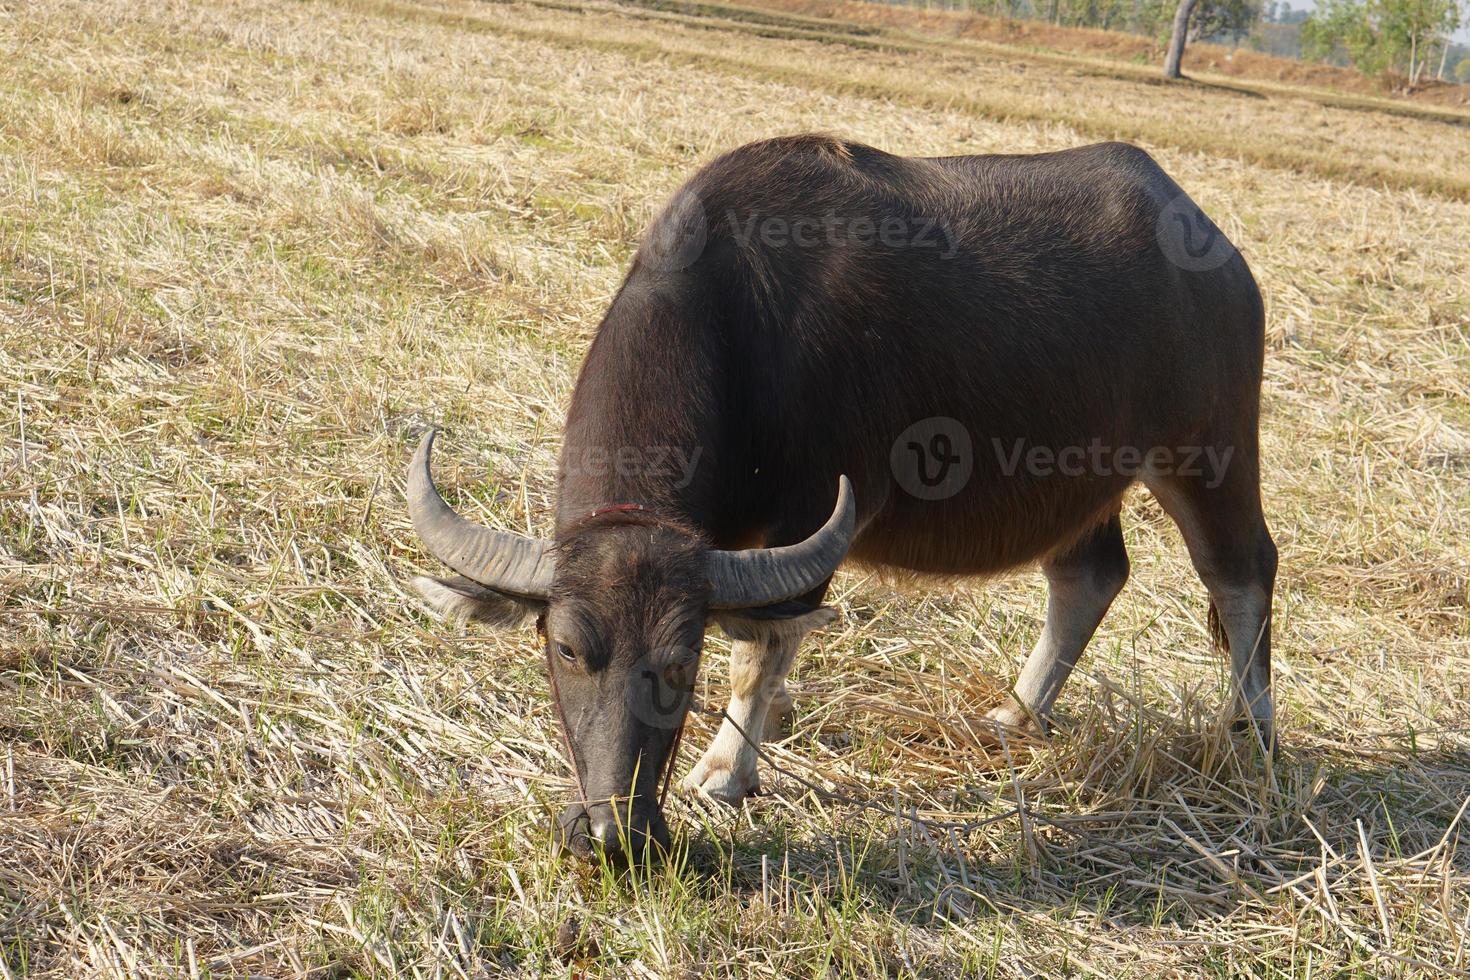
left=555, top=642, right=576, bottom=664
left=663, top=649, right=699, bottom=689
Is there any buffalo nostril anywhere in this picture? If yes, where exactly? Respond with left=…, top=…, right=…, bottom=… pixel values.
left=555, top=804, right=592, bottom=859
left=578, top=806, right=668, bottom=863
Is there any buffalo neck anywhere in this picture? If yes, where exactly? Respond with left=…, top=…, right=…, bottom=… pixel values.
left=554, top=271, right=733, bottom=537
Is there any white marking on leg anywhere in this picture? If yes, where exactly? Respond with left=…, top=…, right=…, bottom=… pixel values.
left=1211, top=583, right=1274, bottom=739
left=682, top=634, right=796, bottom=804
left=987, top=564, right=1124, bottom=729
left=1145, top=476, right=1277, bottom=746
left=683, top=607, right=836, bottom=806
left=685, top=694, right=768, bottom=805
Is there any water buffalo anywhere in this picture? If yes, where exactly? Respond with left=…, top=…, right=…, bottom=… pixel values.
left=407, top=135, right=1277, bottom=860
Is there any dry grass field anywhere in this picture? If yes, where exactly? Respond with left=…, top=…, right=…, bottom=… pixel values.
left=2, top=0, right=1469, bottom=976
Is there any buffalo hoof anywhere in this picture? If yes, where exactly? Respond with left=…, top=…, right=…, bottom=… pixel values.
left=1230, top=716, right=1278, bottom=757
left=681, top=750, right=760, bottom=806
left=982, top=698, right=1044, bottom=736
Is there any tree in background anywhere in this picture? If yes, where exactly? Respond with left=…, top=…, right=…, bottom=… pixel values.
left=1301, top=0, right=1386, bottom=69
left=909, top=0, right=1461, bottom=83
left=1301, top=0, right=1463, bottom=82
left=1034, top=0, right=1258, bottom=37
left=1163, top=0, right=1262, bottom=76
left=1164, top=0, right=1203, bottom=76
left=1191, top=0, right=1261, bottom=40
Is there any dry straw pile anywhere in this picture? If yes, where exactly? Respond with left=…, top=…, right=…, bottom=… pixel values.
left=1, top=0, right=1468, bottom=976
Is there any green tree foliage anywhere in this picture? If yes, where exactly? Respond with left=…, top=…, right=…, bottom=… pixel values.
left=1301, top=0, right=1463, bottom=80
left=1301, top=0, right=1387, bottom=68
left=1189, top=0, right=1261, bottom=40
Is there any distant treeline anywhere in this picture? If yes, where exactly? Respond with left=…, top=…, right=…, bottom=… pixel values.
left=875, top=0, right=1470, bottom=83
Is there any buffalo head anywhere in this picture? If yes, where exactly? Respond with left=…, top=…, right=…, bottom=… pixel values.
left=405, top=432, right=853, bottom=861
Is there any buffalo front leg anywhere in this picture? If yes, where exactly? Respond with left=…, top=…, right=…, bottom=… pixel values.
left=683, top=609, right=832, bottom=805
left=985, top=513, right=1130, bottom=731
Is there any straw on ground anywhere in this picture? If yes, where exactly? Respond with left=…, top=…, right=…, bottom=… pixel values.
left=1, top=0, right=1468, bottom=976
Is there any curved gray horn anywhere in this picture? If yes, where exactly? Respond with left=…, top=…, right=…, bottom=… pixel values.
left=707, top=476, right=855, bottom=609
left=406, top=431, right=554, bottom=598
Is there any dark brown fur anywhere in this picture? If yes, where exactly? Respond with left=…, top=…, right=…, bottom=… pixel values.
left=558, top=135, right=1265, bottom=580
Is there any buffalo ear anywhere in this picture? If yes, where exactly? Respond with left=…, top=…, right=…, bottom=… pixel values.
left=711, top=602, right=839, bottom=643
left=410, top=574, right=545, bottom=628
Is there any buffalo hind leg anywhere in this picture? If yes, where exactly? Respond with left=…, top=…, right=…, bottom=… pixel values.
left=986, top=513, right=1130, bottom=731
left=1146, top=460, right=1277, bottom=750
left=682, top=608, right=833, bottom=806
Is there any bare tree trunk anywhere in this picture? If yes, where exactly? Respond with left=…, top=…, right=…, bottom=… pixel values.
left=1437, top=35, right=1450, bottom=80
left=1163, top=0, right=1201, bottom=79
